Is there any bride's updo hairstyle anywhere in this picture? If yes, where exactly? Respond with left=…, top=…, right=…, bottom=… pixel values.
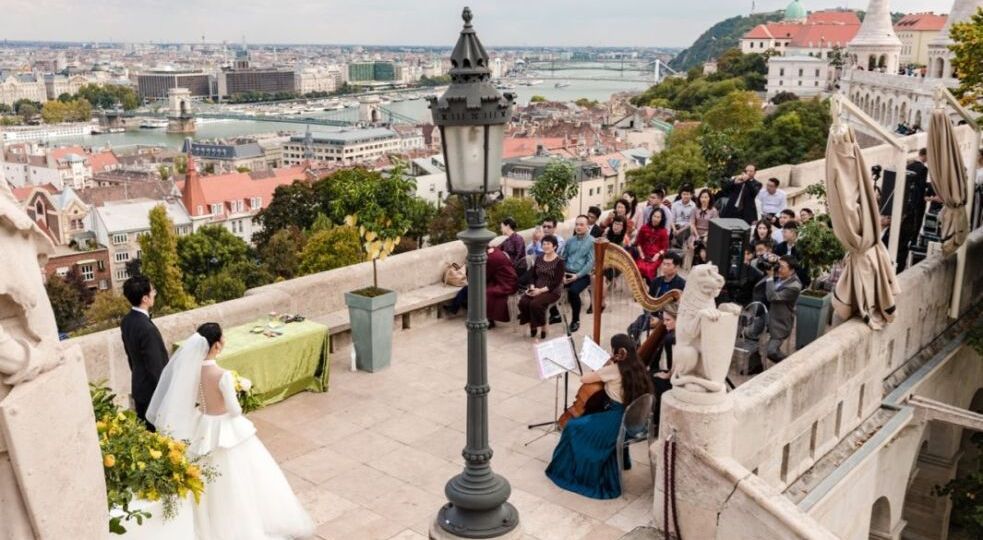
left=197, top=322, right=223, bottom=348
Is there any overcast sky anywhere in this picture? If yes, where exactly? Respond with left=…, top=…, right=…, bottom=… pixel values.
left=1, top=0, right=951, bottom=48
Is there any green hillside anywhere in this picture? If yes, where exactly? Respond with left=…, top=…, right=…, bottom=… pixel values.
left=669, top=11, right=784, bottom=72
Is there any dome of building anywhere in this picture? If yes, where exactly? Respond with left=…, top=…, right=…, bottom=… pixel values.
left=784, top=0, right=808, bottom=22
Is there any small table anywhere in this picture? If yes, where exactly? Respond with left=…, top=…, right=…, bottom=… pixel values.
left=176, top=320, right=330, bottom=408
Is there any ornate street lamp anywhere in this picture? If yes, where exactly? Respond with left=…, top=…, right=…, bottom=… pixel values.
left=427, top=7, right=518, bottom=539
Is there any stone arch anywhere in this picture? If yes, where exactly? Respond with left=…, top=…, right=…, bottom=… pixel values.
left=900, top=102, right=909, bottom=125
left=869, top=496, right=891, bottom=539
left=887, top=98, right=894, bottom=126
left=868, top=55, right=878, bottom=71
left=914, top=110, right=923, bottom=129
left=933, top=57, right=945, bottom=78
left=878, top=55, right=888, bottom=71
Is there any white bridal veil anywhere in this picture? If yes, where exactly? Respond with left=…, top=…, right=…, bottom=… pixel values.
left=146, top=333, right=208, bottom=440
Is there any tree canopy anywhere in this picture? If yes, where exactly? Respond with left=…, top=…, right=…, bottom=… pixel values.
left=298, top=226, right=364, bottom=275
left=41, top=98, right=92, bottom=123
left=950, top=8, right=983, bottom=112
left=530, top=160, right=579, bottom=222
left=76, top=84, right=140, bottom=110
left=139, top=205, right=194, bottom=311
left=176, top=225, right=252, bottom=298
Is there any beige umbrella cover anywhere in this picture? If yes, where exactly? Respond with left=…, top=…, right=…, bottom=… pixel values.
left=824, top=127, right=900, bottom=329
left=927, top=110, right=969, bottom=254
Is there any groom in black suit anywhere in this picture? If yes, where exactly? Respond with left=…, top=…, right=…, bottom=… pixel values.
left=120, top=275, right=169, bottom=430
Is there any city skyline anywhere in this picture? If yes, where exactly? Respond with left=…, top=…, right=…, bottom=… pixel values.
left=2, top=0, right=949, bottom=48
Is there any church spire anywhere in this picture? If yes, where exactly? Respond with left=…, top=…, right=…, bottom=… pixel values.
left=181, top=138, right=206, bottom=217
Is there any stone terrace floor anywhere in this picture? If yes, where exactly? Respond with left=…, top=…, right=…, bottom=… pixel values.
left=250, top=311, right=656, bottom=540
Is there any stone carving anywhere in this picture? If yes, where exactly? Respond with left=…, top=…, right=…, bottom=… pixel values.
left=670, top=264, right=741, bottom=404
left=0, top=180, right=106, bottom=539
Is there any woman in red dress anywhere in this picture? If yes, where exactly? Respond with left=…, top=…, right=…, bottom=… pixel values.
left=635, top=207, right=669, bottom=282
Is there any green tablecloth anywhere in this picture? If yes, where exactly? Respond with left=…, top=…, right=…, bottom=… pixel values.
left=176, top=320, right=330, bottom=408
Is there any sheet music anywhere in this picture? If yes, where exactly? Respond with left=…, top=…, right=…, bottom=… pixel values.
left=535, top=337, right=577, bottom=380
left=579, top=336, right=610, bottom=372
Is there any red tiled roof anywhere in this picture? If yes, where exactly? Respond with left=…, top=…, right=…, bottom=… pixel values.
left=894, top=13, right=947, bottom=32
left=88, top=151, right=119, bottom=173
left=177, top=164, right=310, bottom=218
left=503, top=137, right=566, bottom=159
left=807, top=11, right=860, bottom=25
left=745, top=24, right=775, bottom=39
left=789, top=23, right=860, bottom=48
left=48, top=145, right=86, bottom=162
left=10, top=183, right=58, bottom=202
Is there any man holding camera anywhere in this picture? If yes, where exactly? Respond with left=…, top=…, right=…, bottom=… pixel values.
left=764, top=256, right=802, bottom=364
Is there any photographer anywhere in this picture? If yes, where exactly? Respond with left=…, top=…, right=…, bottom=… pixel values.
left=764, top=256, right=802, bottom=364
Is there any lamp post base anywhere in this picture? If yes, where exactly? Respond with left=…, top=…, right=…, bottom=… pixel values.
left=430, top=504, right=521, bottom=540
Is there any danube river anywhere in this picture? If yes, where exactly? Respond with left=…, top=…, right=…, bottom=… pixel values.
left=57, top=70, right=653, bottom=149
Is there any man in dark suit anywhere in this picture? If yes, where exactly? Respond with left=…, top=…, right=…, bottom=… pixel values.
left=719, top=164, right=763, bottom=225
left=775, top=222, right=810, bottom=288
left=764, top=256, right=802, bottom=363
left=627, top=252, right=685, bottom=343
left=120, top=275, right=169, bottom=430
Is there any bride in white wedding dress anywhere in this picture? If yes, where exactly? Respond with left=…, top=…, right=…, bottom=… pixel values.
left=147, top=322, right=314, bottom=540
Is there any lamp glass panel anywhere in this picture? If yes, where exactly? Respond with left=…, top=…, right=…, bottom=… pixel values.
left=443, top=125, right=487, bottom=193
left=484, top=124, right=505, bottom=193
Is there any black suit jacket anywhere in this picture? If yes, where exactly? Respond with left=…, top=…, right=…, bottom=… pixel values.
left=120, top=309, right=169, bottom=425
left=719, top=177, right=762, bottom=224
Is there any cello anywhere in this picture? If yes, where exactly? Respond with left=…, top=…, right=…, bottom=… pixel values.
left=557, top=381, right=605, bottom=429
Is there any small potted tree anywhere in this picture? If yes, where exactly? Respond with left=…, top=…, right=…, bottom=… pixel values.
left=794, top=184, right=846, bottom=348
left=329, top=168, right=415, bottom=372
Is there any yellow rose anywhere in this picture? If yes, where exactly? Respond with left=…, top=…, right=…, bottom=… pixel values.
left=146, top=489, right=159, bottom=501
left=103, top=454, right=116, bottom=468
left=186, top=465, right=200, bottom=479
left=169, top=449, right=184, bottom=465
left=148, top=449, right=163, bottom=460
left=116, top=412, right=126, bottom=421
left=95, top=420, right=107, bottom=433
left=136, top=461, right=146, bottom=471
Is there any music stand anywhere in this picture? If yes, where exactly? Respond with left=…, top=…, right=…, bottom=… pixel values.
left=525, top=300, right=583, bottom=446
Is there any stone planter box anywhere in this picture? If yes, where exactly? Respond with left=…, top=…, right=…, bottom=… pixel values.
left=110, top=496, right=194, bottom=539
left=795, top=291, right=832, bottom=350
left=344, top=289, right=397, bottom=372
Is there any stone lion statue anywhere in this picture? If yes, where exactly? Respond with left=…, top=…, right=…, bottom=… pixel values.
left=670, top=263, right=741, bottom=404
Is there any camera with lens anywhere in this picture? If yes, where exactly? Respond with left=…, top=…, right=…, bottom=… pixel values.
left=753, top=253, right=778, bottom=272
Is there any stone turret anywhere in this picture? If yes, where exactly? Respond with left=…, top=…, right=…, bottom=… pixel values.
left=847, top=0, right=903, bottom=73
left=927, top=0, right=983, bottom=79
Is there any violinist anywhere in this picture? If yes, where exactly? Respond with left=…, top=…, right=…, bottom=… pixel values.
left=545, top=334, right=653, bottom=500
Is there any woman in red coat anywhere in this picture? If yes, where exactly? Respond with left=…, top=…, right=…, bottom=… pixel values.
left=443, top=246, right=518, bottom=326
left=635, top=207, right=669, bottom=282
left=486, top=246, right=519, bottom=323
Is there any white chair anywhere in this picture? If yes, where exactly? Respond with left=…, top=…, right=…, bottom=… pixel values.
left=616, top=392, right=655, bottom=494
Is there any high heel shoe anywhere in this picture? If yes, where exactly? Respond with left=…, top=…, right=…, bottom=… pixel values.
left=529, top=326, right=537, bottom=338
left=539, top=329, right=547, bottom=339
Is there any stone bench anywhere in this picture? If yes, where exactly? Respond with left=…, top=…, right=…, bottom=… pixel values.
left=312, top=283, right=462, bottom=353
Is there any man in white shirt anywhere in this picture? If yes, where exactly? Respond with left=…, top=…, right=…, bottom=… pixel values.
left=643, top=187, right=673, bottom=233
left=756, top=178, right=787, bottom=222
left=670, top=184, right=695, bottom=248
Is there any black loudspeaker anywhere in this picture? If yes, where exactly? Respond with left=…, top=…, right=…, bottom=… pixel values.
left=707, top=218, right=750, bottom=285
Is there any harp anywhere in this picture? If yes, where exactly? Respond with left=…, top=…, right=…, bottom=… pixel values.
left=590, top=239, right=681, bottom=345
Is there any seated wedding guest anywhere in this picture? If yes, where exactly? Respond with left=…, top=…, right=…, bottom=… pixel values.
left=752, top=220, right=773, bottom=245
left=773, top=209, right=796, bottom=244
left=518, top=235, right=565, bottom=339
left=765, top=256, right=803, bottom=364
left=670, top=184, right=695, bottom=249
left=601, top=199, right=635, bottom=238
left=799, top=207, right=814, bottom=223
left=689, top=188, right=718, bottom=246
left=642, top=187, right=673, bottom=234
left=527, top=218, right=564, bottom=256
left=755, top=177, right=787, bottom=222
left=692, top=240, right=709, bottom=267
left=520, top=226, right=544, bottom=289
left=627, top=252, right=685, bottom=343
left=648, top=303, right=677, bottom=428
left=634, top=207, right=669, bottom=282
left=443, top=239, right=518, bottom=327
left=775, top=222, right=810, bottom=287
left=499, top=218, right=527, bottom=276
left=545, top=333, right=653, bottom=500
left=604, top=215, right=630, bottom=248
left=587, top=206, right=604, bottom=238
left=553, top=215, right=595, bottom=333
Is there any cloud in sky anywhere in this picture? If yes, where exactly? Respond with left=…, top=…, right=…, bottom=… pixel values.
left=0, top=0, right=952, bottom=47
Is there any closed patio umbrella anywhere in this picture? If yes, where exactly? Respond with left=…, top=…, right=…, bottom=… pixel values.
left=824, top=126, right=900, bottom=329
left=927, top=109, right=970, bottom=255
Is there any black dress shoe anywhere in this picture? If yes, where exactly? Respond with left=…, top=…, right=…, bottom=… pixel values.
left=569, top=320, right=580, bottom=333
left=586, top=306, right=593, bottom=315
left=488, top=321, right=497, bottom=329
left=548, top=314, right=562, bottom=325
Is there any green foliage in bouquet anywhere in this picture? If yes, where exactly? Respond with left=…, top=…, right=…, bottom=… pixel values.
left=90, top=382, right=217, bottom=534
left=230, top=371, right=263, bottom=414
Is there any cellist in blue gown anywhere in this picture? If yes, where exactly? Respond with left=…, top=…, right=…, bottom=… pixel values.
left=545, top=334, right=654, bottom=499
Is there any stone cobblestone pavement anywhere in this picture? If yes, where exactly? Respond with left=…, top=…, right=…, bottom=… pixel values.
left=251, top=315, right=655, bottom=540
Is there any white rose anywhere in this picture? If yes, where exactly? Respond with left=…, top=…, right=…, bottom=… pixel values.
left=239, top=377, right=253, bottom=392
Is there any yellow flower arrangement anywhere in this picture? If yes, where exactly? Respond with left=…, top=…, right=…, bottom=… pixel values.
left=229, top=371, right=262, bottom=414
left=90, top=382, right=218, bottom=535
